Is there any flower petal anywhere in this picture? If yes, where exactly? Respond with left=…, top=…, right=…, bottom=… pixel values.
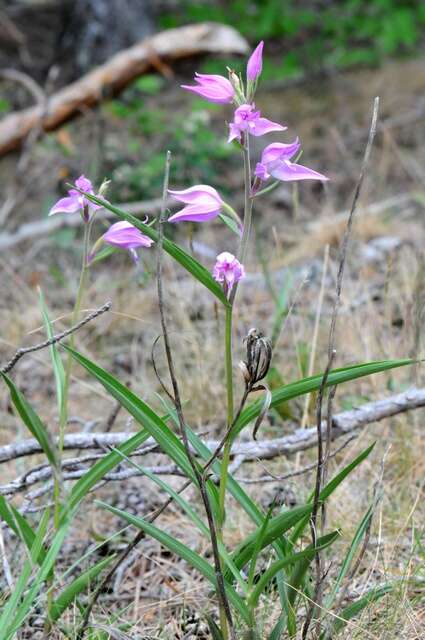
left=251, top=117, right=287, bottom=137
left=168, top=184, right=222, bottom=204
left=168, top=203, right=221, bottom=223
left=102, top=221, right=153, bottom=248
left=270, top=160, right=328, bottom=182
left=247, top=41, right=264, bottom=82
left=48, top=195, right=80, bottom=216
left=261, top=139, right=300, bottom=164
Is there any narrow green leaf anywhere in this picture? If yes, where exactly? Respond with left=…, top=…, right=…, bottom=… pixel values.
left=249, top=531, right=340, bottom=609
left=290, top=443, right=375, bottom=546
left=219, top=213, right=241, bottom=236
left=247, top=502, right=275, bottom=591
left=234, top=359, right=412, bottom=436
left=0, top=497, right=47, bottom=566
left=326, top=505, right=373, bottom=609
left=205, top=614, right=225, bottom=640
left=64, top=346, right=196, bottom=481
left=110, top=447, right=246, bottom=591
left=98, top=502, right=250, bottom=624
left=65, top=347, right=221, bottom=521
left=49, top=555, right=115, bottom=622
left=67, top=429, right=150, bottom=514
left=1, top=374, right=58, bottom=471
left=2, top=512, right=74, bottom=640
left=81, top=192, right=230, bottom=307
left=39, top=288, right=66, bottom=418
left=323, top=584, right=393, bottom=638
left=227, top=504, right=313, bottom=580
left=0, top=509, right=50, bottom=640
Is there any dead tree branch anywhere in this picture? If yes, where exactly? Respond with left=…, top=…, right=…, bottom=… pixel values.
left=0, top=301, right=111, bottom=375
left=1, top=387, right=423, bottom=464
left=0, top=23, right=248, bottom=156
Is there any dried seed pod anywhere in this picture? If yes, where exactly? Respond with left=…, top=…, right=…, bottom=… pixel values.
left=243, top=328, right=272, bottom=389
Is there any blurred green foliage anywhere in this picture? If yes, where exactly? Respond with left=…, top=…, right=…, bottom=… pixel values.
left=105, top=76, right=236, bottom=201
left=161, top=0, right=425, bottom=77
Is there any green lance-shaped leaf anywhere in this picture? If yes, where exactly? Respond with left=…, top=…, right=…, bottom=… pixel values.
left=1, top=374, right=58, bottom=472
left=49, top=555, right=116, bottom=622
left=39, top=288, right=66, bottom=420
left=0, top=497, right=47, bottom=567
left=98, top=502, right=251, bottom=624
left=1, top=512, right=74, bottom=640
left=225, top=504, right=313, bottom=582
left=234, top=359, right=412, bottom=436
left=64, top=346, right=221, bottom=520
left=249, top=531, right=340, bottom=609
left=80, top=192, right=230, bottom=307
left=289, top=442, right=375, bottom=546
left=326, top=504, right=374, bottom=609
left=321, top=584, right=393, bottom=639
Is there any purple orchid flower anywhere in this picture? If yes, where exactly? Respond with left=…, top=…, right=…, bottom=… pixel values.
left=49, top=175, right=102, bottom=220
left=247, top=41, right=264, bottom=82
left=181, top=73, right=235, bottom=104
left=213, top=252, right=245, bottom=297
left=255, top=140, right=328, bottom=182
left=228, top=104, right=286, bottom=143
left=101, top=221, right=154, bottom=263
left=168, top=185, right=224, bottom=223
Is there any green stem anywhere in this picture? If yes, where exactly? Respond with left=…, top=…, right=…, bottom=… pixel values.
left=54, top=219, right=92, bottom=528
left=218, top=305, right=234, bottom=524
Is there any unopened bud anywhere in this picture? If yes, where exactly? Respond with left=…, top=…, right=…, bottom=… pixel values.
left=98, top=178, right=111, bottom=196
left=243, top=328, right=272, bottom=389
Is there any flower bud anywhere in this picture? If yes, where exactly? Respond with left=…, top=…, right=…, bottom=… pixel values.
left=243, top=328, right=272, bottom=389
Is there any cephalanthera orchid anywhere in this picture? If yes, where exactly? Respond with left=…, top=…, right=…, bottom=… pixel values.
left=49, top=175, right=103, bottom=222
left=212, top=251, right=245, bottom=297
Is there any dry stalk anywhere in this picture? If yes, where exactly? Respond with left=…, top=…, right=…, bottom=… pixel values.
left=0, top=302, right=111, bottom=375
left=302, top=96, right=380, bottom=640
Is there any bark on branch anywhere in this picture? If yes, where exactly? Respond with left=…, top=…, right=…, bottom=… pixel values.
left=1, top=387, right=423, bottom=465
left=0, top=23, right=248, bottom=155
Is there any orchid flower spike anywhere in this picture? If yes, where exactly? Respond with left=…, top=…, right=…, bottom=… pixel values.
left=255, top=140, right=328, bottom=183
left=49, top=175, right=102, bottom=221
left=168, top=185, right=224, bottom=223
left=181, top=73, right=235, bottom=104
left=247, top=41, right=264, bottom=82
left=99, top=221, right=153, bottom=264
left=228, top=104, right=286, bottom=143
left=213, top=252, right=245, bottom=297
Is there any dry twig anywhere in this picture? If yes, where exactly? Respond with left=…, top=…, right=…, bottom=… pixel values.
left=0, top=302, right=111, bottom=375
left=302, top=96, right=380, bottom=640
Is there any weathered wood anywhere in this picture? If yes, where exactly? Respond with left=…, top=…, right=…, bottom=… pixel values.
left=1, top=387, right=423, bottom=467
left=0, top=23, right=248, bottom=155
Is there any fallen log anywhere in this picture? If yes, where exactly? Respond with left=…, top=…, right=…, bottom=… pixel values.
left=0, top=22, right=248, bottom=156
left=0, top=387, right=423, bottom=465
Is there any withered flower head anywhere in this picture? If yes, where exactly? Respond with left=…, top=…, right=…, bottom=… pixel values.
left=240, top=328, right=272, bottom=389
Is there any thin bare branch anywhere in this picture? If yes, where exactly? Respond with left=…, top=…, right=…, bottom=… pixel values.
left=1, top=387, right=423, bottom=464
left=0, top=302, right=111, bottom=375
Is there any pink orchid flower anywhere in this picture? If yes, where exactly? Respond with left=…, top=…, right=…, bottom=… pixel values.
left=168, top=185, right=223, bottom=223
left=255, top=140, right=328, bottom=182
left=49, top=175, right=102, bottom=220
left=101, top=221, right=153, bottom=263
left=213, top=252, right=245, bottom=297
left=247, top=41, right=264, bottom=82
left=228, top=104, right=286, bottom=143
left=181, top=73, right=235, bottom=104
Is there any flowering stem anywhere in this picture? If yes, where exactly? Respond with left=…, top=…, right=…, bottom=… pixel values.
left=218, top=304, right=234, bottom=524
left=218, top=135, right=253, bottom=525
left=54, top=218, right=93, bottom=528
left=230, top=135, right=253, bottom=306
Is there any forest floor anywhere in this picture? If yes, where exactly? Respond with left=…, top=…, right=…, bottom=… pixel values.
left=0, top=54, right=425, bottom=638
